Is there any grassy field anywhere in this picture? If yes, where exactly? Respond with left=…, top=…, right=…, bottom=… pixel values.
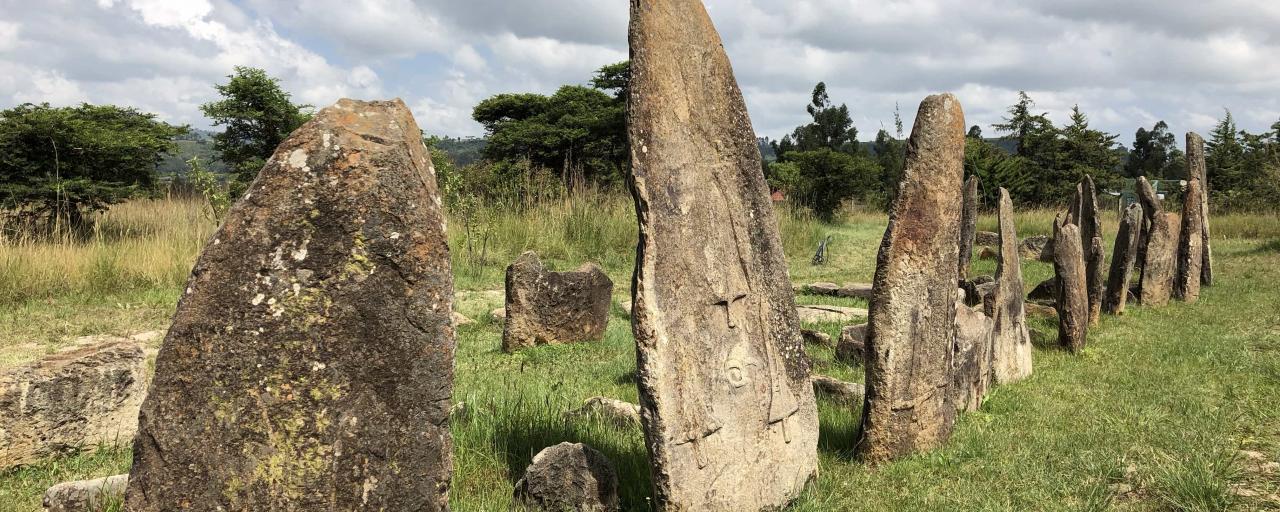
left=1, top=195, right=1278, bottom=511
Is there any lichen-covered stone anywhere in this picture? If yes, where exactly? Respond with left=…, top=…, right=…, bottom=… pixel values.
left=857, top=93, right=965, bottom=464
left=1053, top=216, right=1089, bottom=352
left=501, top=251, right=613, bottom=352
left=795, top=304, right=867, bottom=323
left=1175, top=179, right=1204, bottom=303
left=988, top=189, right=1032, bottom=384
left=1019, top=235, right=1054, bottom=262
left=1140, top=212, right=1179, bottom=307
left=976, top=231, right=1000, bottom=246
left=1187, top=133, right=1213, bottom=286
left=125, top=99, right=456, bottom=511
left=836, top=283, right=874, bottom=300
left=1135, top=176, right=1163, bottom=272
left=835, top=323, right=867, bottom=364
left=811, top=375, right=864, bottom=406
left=1104, top=203, right=1144, bottom=315
left=515, top=442, right=619, bottom=512
left=564, top=396, right=642, bottom=428
left=0, top=340, right=146, bottom=471
left=958, top=175, right=979, bottom=279
left=628, top=0, right=818, bottom=508
left=1069, top=176, right=1105, bottom=325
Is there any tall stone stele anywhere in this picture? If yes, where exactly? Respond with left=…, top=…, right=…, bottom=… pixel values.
left=1103, top=203, right=1144, bottom=315
left=987, top=188, right=1032, bottom=383
left=1187, top=133, right=1214, bottom=286
left=126, top=99, right=456, bottom=511
left=1068, top=176, right=1105, bottom=325
left=958, top=175, right=979, bottom=279
left=856, top=93, right=965, bottom=464
left=627, top=0, right=818, bottom=509
left=1175, top=179, right=1204, bottom=303
left=1134, top=176, right=1162, bottom=272
left=1140, top=211, right=1180, bottom=307
left=1053, top=215, right=1089, bottom=353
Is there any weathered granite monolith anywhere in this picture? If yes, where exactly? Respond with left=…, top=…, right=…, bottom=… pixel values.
left=1187, top=133, right=1213, bottom=286
left=958, top=175, right=979, bottom=279
left=988, top=188, right=1032, bottom=383
left=1103, top=203, right=1143, bottom=315
left=856, top=93, right=965, bottom=464
left=1053, top=215, right=1088, bottom=352
left=125, top=99, right=456, bottom=511
left=951, top=296, right=994, bottom=412
left=502, top=251, right=613, bottom=352
left=1069, top=176, right=1105, bottom=325
left=627, top=1, right=818, bottom=508
left=1135, top=176, right=1162, bottom=273
left=1175, top=179, right=1204, bottom=303
left=1140, top=212, right=1179, bottom=307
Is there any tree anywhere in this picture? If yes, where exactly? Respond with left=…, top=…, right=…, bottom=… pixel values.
left=967, top=125, right=983, bottom=139
left=965, top=136, right=1034, bottom=207
left=0, top=103, right=187, bottom=228
left=473, top=63, right=628, bottom=188
left=790, top=82, right=859, bottom=154
left=1125, top=121, right=1180, bottom=179
left=1060, top=105, right=1122, bottom=190
left=590, top=61, right=631, bottom=101
left=1206, top=110, right=1247, bottom=202
left=788, top=148, right=879, bottom=219
left=201, top=67, right=311, bottom=186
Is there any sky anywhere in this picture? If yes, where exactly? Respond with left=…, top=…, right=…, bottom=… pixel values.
left=2, top=0, right=1278, bottom=145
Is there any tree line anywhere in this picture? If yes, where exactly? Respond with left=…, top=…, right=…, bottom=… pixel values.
left=2, top=62, right=1277, bottom=233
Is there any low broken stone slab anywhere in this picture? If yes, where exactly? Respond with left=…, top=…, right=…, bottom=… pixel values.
left=801, top=328, right=832, bottom=347
left=801, top=282, right=840, bottom=295
left=502, top=251, right=613, bottom=352
left=835, top=283, right=874, bottom=300
left=564, top=396, right=642, bottom=428
left=835, top=324, right=867, bottom=364
left=515, top=442, right=619, bottom=512
left=976, top=231, right=1000, bottom=246
left=1020, top=235, right=1055, bottom=262
left=796, top=304, right=868, bottom=323
left=1, top=340, right=147, bottom=471
left=1024, top=303, right=1058, bottom=320
left=951, top=298, right=994, bottom=412
left=43, top=474, right=128, bottom=512
left=811, top=374, right=864, bottom=405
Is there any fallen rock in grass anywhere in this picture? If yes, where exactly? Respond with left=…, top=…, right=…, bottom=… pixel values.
left=1025, top=303, right=1058, bottom=319
left=452, top=311, right=474, bottom=327
left=43, top=474, right=129, bottom=512
left=978, top=247, right=998, bottom=260
left=564, top=396, right=641, bottom=428
left=811, top=374, right=864, bottom=405
left=1028, top=278, right=1057, bottom=303
left=801, top=328, right=832, bottom=347
left=835, top=324, right=867, bottom=364
left=802, top=282, right=840, bottom=295
left=618, top=300, right=633, bottom=317
left=491, top=307, right=506, bottom=322
left=796, top=304, right=868, bottom=323
left=976, top=231, right=1000, bottom=246
left=1020, top=235, right=1054, bottom=262
left=515, top=442, right=619, bottom=512
left=1, top=340, right=147, bottom=471
left=835, top=283, right=874, bottom=300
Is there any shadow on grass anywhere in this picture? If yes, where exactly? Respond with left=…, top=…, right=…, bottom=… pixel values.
left=817, top=400, right=863, bottom=460
left=1246, top=239, right=1280, bottom=254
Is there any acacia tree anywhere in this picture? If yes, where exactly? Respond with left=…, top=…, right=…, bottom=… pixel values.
left=201, top=67, right=311, bottom=186
left=0, top=103, right=186, bottom=229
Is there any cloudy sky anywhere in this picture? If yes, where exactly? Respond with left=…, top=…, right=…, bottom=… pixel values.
left=2, top=0, right=1278, bottom=145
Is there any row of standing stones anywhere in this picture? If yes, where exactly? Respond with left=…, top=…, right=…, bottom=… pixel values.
left=0, top=0, right=1215, bottom=510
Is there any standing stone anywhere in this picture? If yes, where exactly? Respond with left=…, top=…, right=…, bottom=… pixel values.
left=951, top=297, right=994, bottom=412
left=958, top=175, right=979, bottom=279
left=628, top=1, right=818, bottom=509
left=988, top=188, right=1032, bottom=384
left=125, top=99, right=456, bottom=511
left=1175, top=179, right=1204, bottom=303
left=1103, top=203, right=1144, bottom=315
left=1053, top=216, right=1089, bottom=353
left=502, top=251, right=613, bottom=352
left=1135, top=176, right=1162, bottom=276
left=0, top=340, right=147, bottom=470
left=1139, top=212, right=1179, bottom=307
left=1187, top=133, right=1214, bottom=286
left=1069, top=176, right=1105, bottom=325
left=856, top=94, right=965, bottom=464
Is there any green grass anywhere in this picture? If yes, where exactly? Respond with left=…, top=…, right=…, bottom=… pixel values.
left=2, top=197, right=1279, bottom=511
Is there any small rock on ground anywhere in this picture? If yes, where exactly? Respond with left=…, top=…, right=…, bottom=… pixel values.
left=43, top=474, right=128, bottom=512
left=515, top=442, right=619, bottom=512
left=564, top=396, right=641, bottom=428
left=811, top=374, right=864, bottom=405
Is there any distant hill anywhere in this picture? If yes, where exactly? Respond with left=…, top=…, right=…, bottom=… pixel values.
left=434, top=137, right=487, bottom=167
left=159, top=129, right=227, bottom=175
